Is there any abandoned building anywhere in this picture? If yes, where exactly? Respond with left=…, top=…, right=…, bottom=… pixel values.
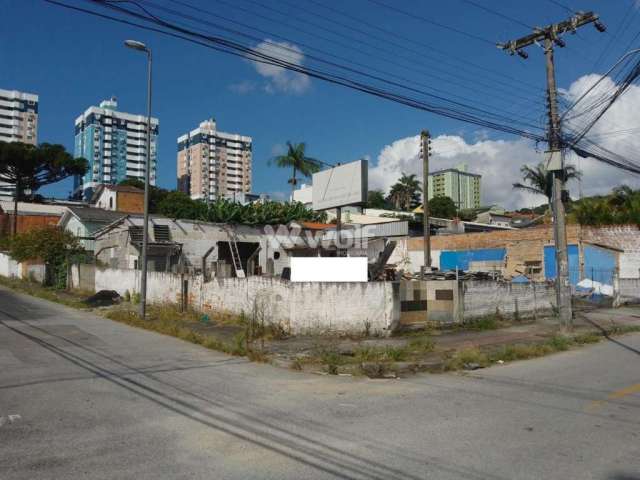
left=92, top=215, right=408, bottom=278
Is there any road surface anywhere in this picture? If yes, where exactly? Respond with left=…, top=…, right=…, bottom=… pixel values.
left=1, top=286, right=639, bottom=479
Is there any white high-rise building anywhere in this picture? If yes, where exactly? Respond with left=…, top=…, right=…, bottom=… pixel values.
left=0, top=88, right=39, bottom=197
left=177, top=119, right=252, bottom=201
left=74, top=97, right=158, bottom=200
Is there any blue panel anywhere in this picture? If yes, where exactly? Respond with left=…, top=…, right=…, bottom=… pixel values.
left=544, top=245, right=579, bottom=285
left=440, top=248, right=505, bottom=271
left=583, top=245, right=616, bottom=285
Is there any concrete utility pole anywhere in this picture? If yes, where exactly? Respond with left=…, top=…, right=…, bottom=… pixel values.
left=421, top=130, right=431, bottom=278
left=125, top=39, right=153, bottom=319
left=498, top=12, right=605, bottom=329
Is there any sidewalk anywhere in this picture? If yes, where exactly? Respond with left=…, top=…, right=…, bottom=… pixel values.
left=264, top=305, right=640, bottom=376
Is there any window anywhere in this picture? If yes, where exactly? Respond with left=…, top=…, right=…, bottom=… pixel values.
left=109, top=197, right=113, bottom=209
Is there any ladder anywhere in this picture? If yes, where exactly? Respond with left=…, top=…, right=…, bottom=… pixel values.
left=228, top=238, right=245, bottom=278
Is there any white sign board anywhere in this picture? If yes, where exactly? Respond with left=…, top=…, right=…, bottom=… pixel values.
left=312, top=159, right=367, bottom=210
left=290, top=257, right=368, bottom=282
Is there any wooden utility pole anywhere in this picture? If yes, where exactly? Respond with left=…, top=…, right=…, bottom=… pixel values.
left=421, top=130, right=431, bottom=278
left=498, top=11, right=605, bottom=329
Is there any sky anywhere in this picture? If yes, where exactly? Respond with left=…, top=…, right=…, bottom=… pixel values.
left=1, top=0, right=639, bottom=208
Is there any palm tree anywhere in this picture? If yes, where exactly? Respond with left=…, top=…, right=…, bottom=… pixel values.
left=512, top=162, right=581, bottom=212
left=272, top=142, right=323, bottom=196
left=386, top=173, right=421, bottom=211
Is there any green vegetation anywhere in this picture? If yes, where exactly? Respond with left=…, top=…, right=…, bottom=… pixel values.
left=366, top=189, right=388, bottom=209
left=0, top=275, right=88, bottom=308
left=272, top=141, right=323, bottom=193
left=427, top=195, right=457, bottom=219
left=387, top=173, right=422, bottom=211
left=570, top=185, right=640, bottom=225
left=0, top=141, right=87, bottom=235
left=0, top=227, right=88, bottom=288
left=119, top=178, right=326, bottom=224
left=512, top=162, right=582, bottom=212
left=106, top=304, right=247, bottom=356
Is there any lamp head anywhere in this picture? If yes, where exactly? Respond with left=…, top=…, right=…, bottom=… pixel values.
left=125, top=40, right=147, bottom=51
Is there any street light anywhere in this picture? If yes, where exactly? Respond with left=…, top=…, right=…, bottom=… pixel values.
left=125, top=39, right=153, bottom=319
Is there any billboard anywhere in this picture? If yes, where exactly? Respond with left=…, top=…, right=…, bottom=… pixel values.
left=290, top=257, right=368, bottom=282
left=312, top=159, right=367, bottom=210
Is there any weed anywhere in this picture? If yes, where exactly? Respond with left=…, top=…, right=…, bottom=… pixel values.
left=384, top=346, right=407, bottom=362
left=123, top=290, right=131, bottom=302
left=464, top=315, right=500, bottom=331
left=548, top=335, right=573, bottom=351
left=445, top=347, right=489, bottom=371
left=131, top=292, right=141, bottom=304
left=573, top=332, right=601, bottom=344
left=407, top=336, right=435, bottom=354
left=290, top=357, right=303, bottom=371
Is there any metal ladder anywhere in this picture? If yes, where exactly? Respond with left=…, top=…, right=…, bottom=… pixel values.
left=228, top=237, right=245, bottom=278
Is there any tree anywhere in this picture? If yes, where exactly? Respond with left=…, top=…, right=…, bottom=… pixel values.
left=118, top=178, right=169, bottom=213
left=386, top=173, right=421, bottom=211
left=512, top=162, right=581, bottom=212
left=0, top=142, right=87, bottom=236
left=366, top=190, right=388, bottom=209
left=429, top=195, right=457, bottom=219
left=157, top=191, right=207, bottom=219
left=272, top=142, right=322, bottom=194
left=3, top=227, right=85, bottom=287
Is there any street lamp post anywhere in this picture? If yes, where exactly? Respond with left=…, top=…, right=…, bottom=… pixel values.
left=125, top=40, right=152, bottom=319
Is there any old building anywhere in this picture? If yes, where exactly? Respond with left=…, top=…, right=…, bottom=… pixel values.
left=391, top=224, right=640, bottom=285
left=0, top=201, right=66, bottom=236
left=90, top=184, right=144, bottom=214
left=58, top=206, right=127, bottom=252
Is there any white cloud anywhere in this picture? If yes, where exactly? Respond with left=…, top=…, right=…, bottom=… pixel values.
left=228, top=80, right=256, bottom=94
left=369, top=73, right=640, bottom=209
left=252, top=40, right=310, bottom=94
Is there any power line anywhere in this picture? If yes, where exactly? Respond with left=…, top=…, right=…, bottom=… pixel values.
left=222, top=0, right=544, bottom=108
left=304, top=0, right=543, bottom=92
left=460, top=0, right=532, bottom=29
left=142, top=0, right=545, bottom=127
left=47, top=0, right=549, bottom=142
left=364, top=0, right=497, bottom=46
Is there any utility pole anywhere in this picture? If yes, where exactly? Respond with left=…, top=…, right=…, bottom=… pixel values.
left=498, top=12, right=605, bottom=329
left=421, top=130, right=431, bottom=278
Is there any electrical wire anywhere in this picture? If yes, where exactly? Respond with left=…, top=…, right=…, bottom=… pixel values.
left=460, top=0, right=532, bottom=30
left=47, top=0, right=549, bottom=142
left=364, top=0, right=497, bottom=46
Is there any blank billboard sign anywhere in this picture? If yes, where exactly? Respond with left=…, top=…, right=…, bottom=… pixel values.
left=290, top=257, right=368, bottom=282
left=312, top=159, right=367, bottom=210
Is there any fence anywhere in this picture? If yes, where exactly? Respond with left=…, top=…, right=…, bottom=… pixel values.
left=618, top=278, right=640, bottom=304
left=0, top=252, right=46, bottom=283
left=462, top=280, right=557, bottom=320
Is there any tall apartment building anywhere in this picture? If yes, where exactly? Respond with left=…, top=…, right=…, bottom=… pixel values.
left=177, top=119, right=251, bottom=201
left=0, top=88, right=39, bottom=197
left=428, top=163, right=481, bottom=210
left=73, top=97, right=158, bottom=200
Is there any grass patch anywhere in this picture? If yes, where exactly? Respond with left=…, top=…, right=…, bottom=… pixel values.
left=445, top=347, right=490, bottom=371
left=105, top=304, right=245, bottom=356
left=462, top=315, right=502, bottom=331
left=0, top=275, right=88, bottom=309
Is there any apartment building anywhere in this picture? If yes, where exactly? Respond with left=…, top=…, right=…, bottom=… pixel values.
left=0, top=88, right=39, bottom=197
left=177, top=119, right=251, bottom=201
left=73, top=97, right=158, bottom=200
left=428, top=163, right=481, bottom=210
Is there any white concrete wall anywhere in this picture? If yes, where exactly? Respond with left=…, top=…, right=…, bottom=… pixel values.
left=0, top=252, right=21, bottom=278
left=463, top=280, right=556, bottom=320
left=619, top=278, right=640, bottom=303
left=92, top=268, right=397, bottom=334
left=620, top=252, right=640, bottom=279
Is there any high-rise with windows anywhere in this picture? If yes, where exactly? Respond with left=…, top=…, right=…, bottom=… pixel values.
left=0, top=88, right=39, bottom=197
left=177, top=119, right=252, bottom=201
left=73, top=97, right=158, bottom=200
left=428, top=163, right=481, bottom=210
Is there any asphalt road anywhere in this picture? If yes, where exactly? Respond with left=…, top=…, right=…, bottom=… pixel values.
left=1, top=286, right=639, bottom=480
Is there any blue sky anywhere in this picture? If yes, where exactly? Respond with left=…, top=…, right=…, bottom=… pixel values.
left=1, top=0, right=637, bottom=204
